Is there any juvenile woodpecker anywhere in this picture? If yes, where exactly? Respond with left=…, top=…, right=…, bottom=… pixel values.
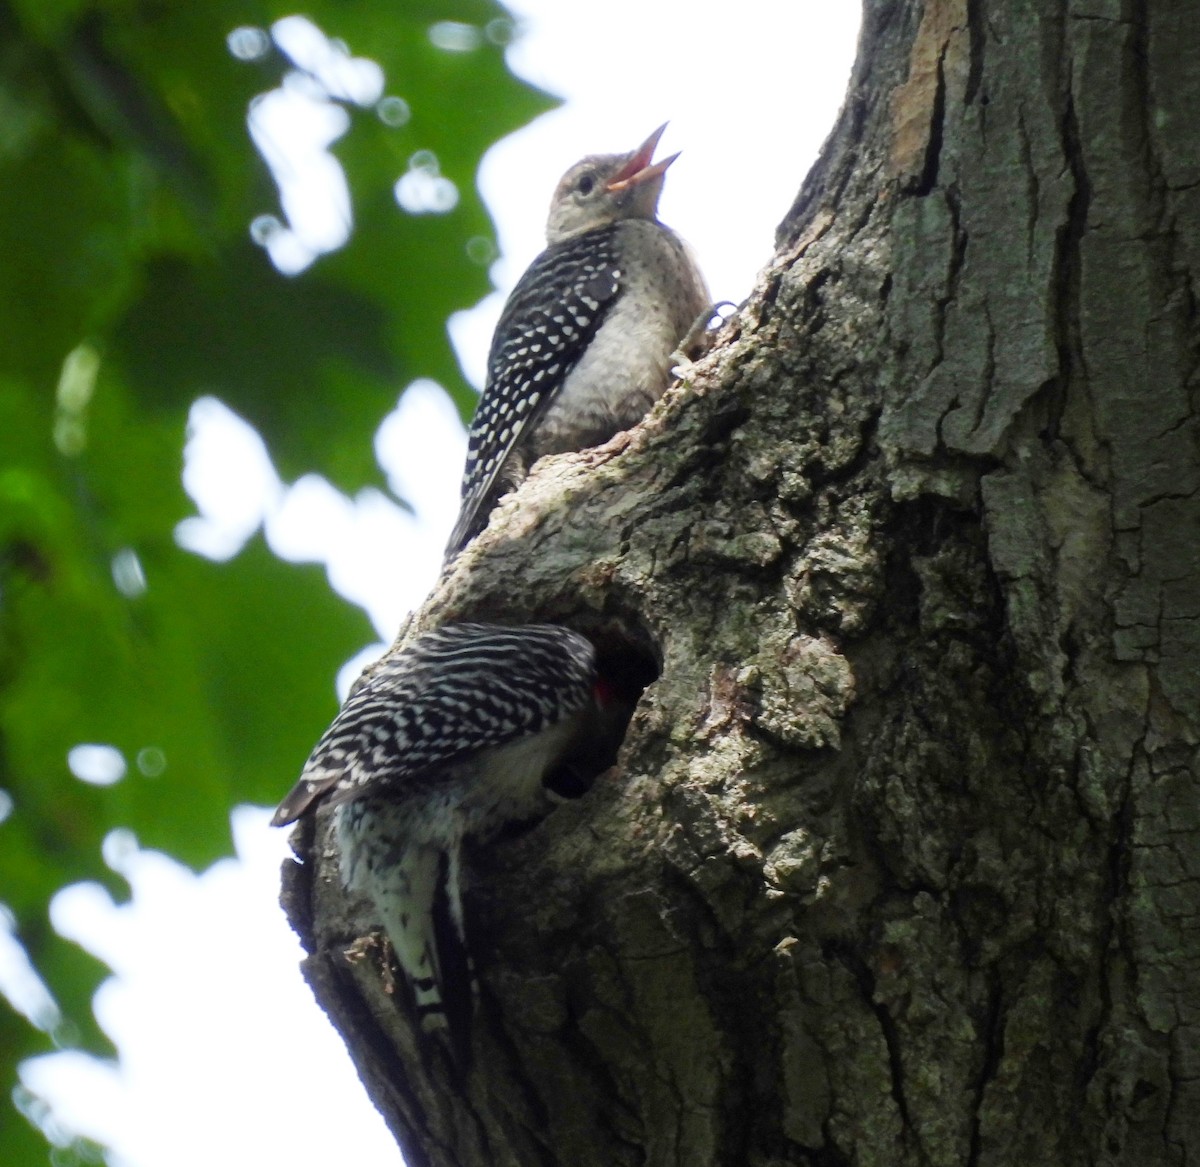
left=445, top=124, right=710, bottom=559
left=272, top=623, right=626, bottom=1042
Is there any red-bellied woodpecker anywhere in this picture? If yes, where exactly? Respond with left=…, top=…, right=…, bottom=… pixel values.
left=444, top=124, right=710, bottom=560
left=272, top=623, right=629, bottom=1045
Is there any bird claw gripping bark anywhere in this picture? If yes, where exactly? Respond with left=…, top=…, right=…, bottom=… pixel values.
left=344, top=933, right=397, bottom=995
left=671, top=300, right=737, bottom=372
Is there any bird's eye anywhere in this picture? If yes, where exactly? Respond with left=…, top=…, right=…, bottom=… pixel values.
left=577, top=174, right=596, bottom=196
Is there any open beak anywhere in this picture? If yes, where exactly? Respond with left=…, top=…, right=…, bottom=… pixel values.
left=606, top=123, right=679, bottom=192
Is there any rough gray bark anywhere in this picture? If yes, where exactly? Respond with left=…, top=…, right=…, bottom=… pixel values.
left=280, top=1, right=1200, bottom=1163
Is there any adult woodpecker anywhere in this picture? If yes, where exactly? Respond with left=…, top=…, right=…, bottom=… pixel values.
left=445, top=124, right=710, bottom=560
left=272, top=623, right=628, bottom=1045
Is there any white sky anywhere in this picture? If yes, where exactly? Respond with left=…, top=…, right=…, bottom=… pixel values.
left=10, top=3, right=860, bottom=1163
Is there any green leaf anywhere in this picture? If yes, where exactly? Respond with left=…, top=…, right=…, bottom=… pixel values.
left=111, top=247, right=400, bottom=484
left=0, top=0, right=554, bottom=1158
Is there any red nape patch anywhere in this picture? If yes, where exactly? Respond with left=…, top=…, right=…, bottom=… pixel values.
left=589, top=631, right=659, bottom=712
left=593, top=675, right=619, bottom=707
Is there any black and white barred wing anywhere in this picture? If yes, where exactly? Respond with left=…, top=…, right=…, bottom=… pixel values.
left=444, top=226, right=624, bottom=558
left=271, top=623, right=597, bottom=826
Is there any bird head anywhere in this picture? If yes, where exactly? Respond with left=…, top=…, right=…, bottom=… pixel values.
left=545, top=124, right=679, bottom=244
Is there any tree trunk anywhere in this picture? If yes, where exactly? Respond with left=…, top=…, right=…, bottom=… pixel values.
left=280, top=1, right=1200, bottom=1162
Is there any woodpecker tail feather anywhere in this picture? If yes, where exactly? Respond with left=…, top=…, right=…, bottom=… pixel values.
left=345, top=833, right=474, bottom=1056
left=430, top=850, right=476, bottom=1062
left=359, top=844, right=440, bottom=1024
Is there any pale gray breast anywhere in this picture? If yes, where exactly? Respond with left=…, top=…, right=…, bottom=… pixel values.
left=527, top=220, right=709, bottom=459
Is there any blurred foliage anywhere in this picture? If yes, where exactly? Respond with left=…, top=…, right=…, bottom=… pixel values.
left=0, top=0, right=551, bottom=1159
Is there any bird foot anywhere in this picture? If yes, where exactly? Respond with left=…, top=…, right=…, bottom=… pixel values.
left=344, top=932, right=397, bottom=994
left=671, top=300, right=737, bottom=372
